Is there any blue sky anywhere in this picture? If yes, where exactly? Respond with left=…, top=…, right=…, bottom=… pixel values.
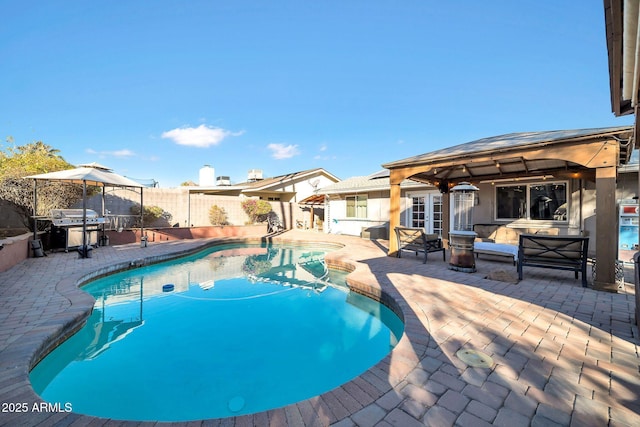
left=1, top=1, right=633, bottom=187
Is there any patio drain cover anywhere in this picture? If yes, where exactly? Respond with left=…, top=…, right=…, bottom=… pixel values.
left=456, top=349, right=494, bottom=368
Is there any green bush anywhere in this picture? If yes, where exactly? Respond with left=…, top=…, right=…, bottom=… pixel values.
left=130, top=204, right=171, bottom=227
left=208, top=205, right=228, bottom=226
left=241, top=199, right=272, bottom=224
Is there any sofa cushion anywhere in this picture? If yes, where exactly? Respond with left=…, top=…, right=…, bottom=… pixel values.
left=473, top=224, right=559, bottom=245
left=474, top=224, right=499, bottom=241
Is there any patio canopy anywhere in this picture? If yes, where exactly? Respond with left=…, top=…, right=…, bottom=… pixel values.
left=383, top=125, right=635, bottom=291
left=25, top=163, right=144, bottom=258
left=26, top=162, right=144, bottom=188
left=382, top=126, right=635, bottom=185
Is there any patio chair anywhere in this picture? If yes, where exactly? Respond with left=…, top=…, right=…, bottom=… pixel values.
left=267, top=212, right=285, bottom=233
left=395, top=226, right=445, bottom=263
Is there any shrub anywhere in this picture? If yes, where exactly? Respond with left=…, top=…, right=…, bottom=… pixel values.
left=241, top=199, right=272, bottom=224
left=208, top=205, right=228, bottom=226
left=130, top=204, right=171, bottom=227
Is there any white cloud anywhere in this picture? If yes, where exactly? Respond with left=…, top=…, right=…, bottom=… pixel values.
left=268, top=143, right=301, bottom=159
left=111, top=149, right=136, bottom=158
left=161, top=124, right=244, bottom=148
left=84, top=148, right=135, bottom=158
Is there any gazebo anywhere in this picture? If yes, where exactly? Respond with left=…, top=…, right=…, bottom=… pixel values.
left=26, top=163, right=144, bottom=258
left=382, top=126, right=634, bottom=292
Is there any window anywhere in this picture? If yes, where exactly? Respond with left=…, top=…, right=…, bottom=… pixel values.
left=495, top=182, right=567, bottom=221
left=346, top=195, right=367, bottom=218
left=411, top=196, right=426, bottom=228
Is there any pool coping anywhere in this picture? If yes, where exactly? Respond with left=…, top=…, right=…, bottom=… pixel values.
left=6, top=235, right=416, bottom=426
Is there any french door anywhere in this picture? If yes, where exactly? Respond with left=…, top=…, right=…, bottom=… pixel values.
left=408, top=193, right=443, bottom=236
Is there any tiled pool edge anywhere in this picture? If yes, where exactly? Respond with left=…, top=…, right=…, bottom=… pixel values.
left=5, top=234, right=410, bottom=426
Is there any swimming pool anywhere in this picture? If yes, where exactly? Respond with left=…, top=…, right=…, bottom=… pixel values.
left=30, top=242, right=404, bottom=422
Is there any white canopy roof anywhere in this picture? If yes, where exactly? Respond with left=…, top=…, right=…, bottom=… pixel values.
left=26, top=166, right=143, bottom=188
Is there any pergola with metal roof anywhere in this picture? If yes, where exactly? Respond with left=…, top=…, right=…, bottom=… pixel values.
left=383, top=126, right=634, bottom=291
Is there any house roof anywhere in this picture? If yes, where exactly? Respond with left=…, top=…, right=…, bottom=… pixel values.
left=318, top=170, right=432, bottom=195
left=188, top=168, right=340, bottom=195
left=239, top=168, right=340, bottom=192
left=604, top=0, right=634, bottom=117
left=382, top=126, right=634, bottom=184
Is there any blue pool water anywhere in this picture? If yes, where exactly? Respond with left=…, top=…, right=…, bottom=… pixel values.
left=30, top=243, right=404, bottom=422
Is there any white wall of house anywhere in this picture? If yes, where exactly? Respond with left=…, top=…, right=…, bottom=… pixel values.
left=326, top=187, right=438, bottom=237
left=327, top=191, right=388, bottom=236
left=287, top=175, right=337, bottom=202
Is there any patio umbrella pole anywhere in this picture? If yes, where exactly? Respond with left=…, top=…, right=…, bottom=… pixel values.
left=81, top=180, right=88, bottom=258
left=101, top=186, right=106, bottom=246
left=140, top=188, right=145, bottom=246
left=32, top=179, right=38, bottom=241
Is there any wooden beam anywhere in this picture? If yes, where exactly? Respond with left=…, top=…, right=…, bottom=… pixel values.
left=410, top=167, right=593, bottom=187
left=593, top=166, right=619, bottom=292
left=389, top=139, right=621, bottom=174
left=442, top=191, right=450, bottom=248
left=522, top=140, right=619, bottom=168
left=388, top=169, right=403, bottom=257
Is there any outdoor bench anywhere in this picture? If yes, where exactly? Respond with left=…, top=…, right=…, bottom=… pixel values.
left=517, top=234, right=589, bottom=287
left=394, top=226, right=445, bottom=263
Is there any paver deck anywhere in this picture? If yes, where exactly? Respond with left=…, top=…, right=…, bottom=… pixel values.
left=0, top=230, right=638, bottom=426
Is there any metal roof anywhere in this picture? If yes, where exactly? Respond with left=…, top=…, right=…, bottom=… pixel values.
left=383, top=126, right=633, bottom=169
left=382, top=126, right=634, bottom=185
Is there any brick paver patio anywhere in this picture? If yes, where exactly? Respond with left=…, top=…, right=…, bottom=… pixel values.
left=0, top=230, right=638, bottom=426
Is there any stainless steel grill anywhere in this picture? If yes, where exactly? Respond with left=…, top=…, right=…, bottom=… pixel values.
left=50, top=209, right=105, bottom=226
left=50, top=209, right=105, bottom=251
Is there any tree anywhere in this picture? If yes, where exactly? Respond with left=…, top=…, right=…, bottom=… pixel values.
left=0, top=141, right=81, bottom=229
left=208, top=205, right=229, bottom=226
left=241, top=199, right=272, bottom=224
left=129, top=204, right=172, bottom=227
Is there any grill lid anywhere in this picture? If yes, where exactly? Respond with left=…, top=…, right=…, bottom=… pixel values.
left=51, top=209, right=99, bottom=219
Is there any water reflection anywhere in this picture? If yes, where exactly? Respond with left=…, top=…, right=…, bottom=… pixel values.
left=31, top=243, right=403, bottom=421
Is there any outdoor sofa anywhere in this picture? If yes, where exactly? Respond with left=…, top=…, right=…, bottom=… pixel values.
left=473, top=224, right=559, bottom=265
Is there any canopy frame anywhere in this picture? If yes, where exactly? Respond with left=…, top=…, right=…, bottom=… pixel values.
left=26, top=165, right=144, bottom=258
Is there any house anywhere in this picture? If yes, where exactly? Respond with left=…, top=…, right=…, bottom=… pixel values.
left=604, top=0, right=640, bottom=325
left=191, top=168, right=340, bottom=203
left=382, top=126, right=635, bottom=292
left=82, top=168, right=341, bottom=229
left=312, top=170, right=441, bottom=238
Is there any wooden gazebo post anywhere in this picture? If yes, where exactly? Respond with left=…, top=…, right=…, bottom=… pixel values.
left=388, top=170, right=402, bottom=257
left=593, top=165, right=619, bottom=291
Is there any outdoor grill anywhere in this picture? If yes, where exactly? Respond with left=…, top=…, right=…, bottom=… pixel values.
left=50, top=209, right=105, bottom=252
